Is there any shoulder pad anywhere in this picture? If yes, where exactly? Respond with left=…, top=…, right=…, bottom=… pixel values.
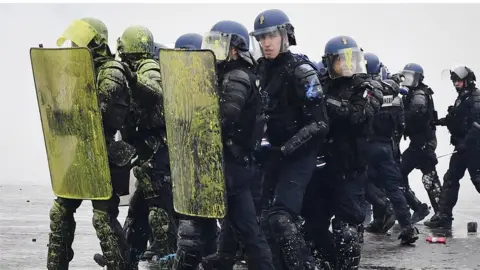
left=421, top=84, right=434, bottom=95
left=97, top=60, right=126, bottom=84
left=294, top=64, right=323, bottom=100
left=99, top=59, right=125, bottom=72
left=294, top=63, right=317, bottom=79
left=369, top=79, right=384, bottom=90
left=225, top=69, right=251, bottom=87
left=413, top=89, right=426, bottom=96
left=137, top=59, right=160, bottom=74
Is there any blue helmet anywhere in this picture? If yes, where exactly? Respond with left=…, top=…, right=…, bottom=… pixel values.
left=250, top=9, right=296, bottom=58
left=209, top=20, right=249, bottom=51
left=323, top=36, right=367, bottom=79
left=174, top=33, right=202, bottom=49
left=203, top=20, right=253, bottom=64
left=153, top=42, right=166, bottom=61
left=364, top=53, right=381, bottom=74
left=401, top=63, right=424, bottom=87
left=380, top=65, right=389, bottom=80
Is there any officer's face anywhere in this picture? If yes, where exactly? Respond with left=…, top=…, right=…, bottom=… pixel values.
left=259, top=31, right=282, bottom=59
left=454, top=80, right=464, bottom=90
left=333, top=56, right=357, bottom=77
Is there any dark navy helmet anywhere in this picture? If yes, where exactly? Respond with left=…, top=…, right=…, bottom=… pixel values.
left=202, top=20, right=253, bottom=63
left=401, top=63, right=424, bottom=87
left=250, top=9, right=296, bottom=59
left=323, top=36, right=367, bottom=79
left=174, top=33, right=202, bottom=49
left=364, top=53, right=381, bottom=74
left=153, top=42, right=166, bottom=61
left=316, top=60, right=328, bottom=76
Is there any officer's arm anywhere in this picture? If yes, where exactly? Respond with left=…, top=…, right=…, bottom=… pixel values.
left=219, top=69, right=250, bottom=128
left=281, top=64, right=329, bottom=155
left=346, top=80, right=383, bottom=126
left=97, top=61, right=129, bottom=132
left=465, top=92, right=480, bottom=142
left=393, top=96, right=405, bottom=137
left=136, top=59, right=163, bottom=98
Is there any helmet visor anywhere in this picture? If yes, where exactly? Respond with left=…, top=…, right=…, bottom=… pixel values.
left=201, top=31, right=231, bottom=61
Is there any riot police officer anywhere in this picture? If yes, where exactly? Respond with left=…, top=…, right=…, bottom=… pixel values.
left=199, top=20, right=275, bottom=270
left=49, top=17, right=133, bottom=270
left=362, top=53, right=399, bottom=232
left=174, top=21, right=275, bottom=270
left=251, top=9, right=329, bottom=270
left=115, top=25, right=177, bottom=269
left=320, top=36, right=383, bottom=269
left=364, top=77, right=419, bottom=244
left=425, top=66, right=480, bottom=228
left=399, top=63, right=442, bottom=223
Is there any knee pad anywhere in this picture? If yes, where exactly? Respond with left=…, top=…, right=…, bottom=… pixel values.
left=149, top=207, right=169, bottom=230
left=422, top=171, right=437, bottom=191
left=332, top=219, right=360, bottom=253
left=49, top=201, right=70, bottom=229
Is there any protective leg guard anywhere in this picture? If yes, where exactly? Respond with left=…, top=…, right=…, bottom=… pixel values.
left=47, top=201, right=76, bottom=270
left=268, top=210, right=311, bottom=270
left=332, top=219, right=361, bottom=270
left=92, top=209, right=129, bottom=270
left=144, top=207, right=172, bottom=258
left=260, top=209, right=285, bottom=270
left=401, top=187, right=424, bottom=212
left=173, top=220, right=203, bottom=270
left=422, top=171, right=442, bottom=213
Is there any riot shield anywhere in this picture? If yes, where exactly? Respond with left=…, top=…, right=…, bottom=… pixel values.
left=158, top=49, right=226, bottom=219
left=30, top=47, right=112, bottom=200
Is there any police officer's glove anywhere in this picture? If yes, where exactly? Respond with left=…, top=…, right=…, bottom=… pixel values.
left=121, top=62, right=137, bottom=88
left=326, top=95, right=350, bottom=118
left=133, top=161, right=153, bottom=184
left=356, top=80, right=374, bottom=91
left=390, top=73, right=405, bottom=85
left=431, top=118, right=446, bottom=126
left=447, top=105, right=454, bottom=114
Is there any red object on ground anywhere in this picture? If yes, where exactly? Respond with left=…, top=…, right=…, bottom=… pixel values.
left=426, top=236, right=446, bottom=244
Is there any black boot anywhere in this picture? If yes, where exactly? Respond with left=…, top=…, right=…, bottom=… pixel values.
left=424, top=213, right=453, bottom=229
left=398, top=226, right=419, bottom=245
left=411, top=203, right=430, bottom=224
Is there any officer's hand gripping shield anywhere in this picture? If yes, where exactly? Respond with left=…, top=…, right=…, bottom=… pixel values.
left=30, top=47, right=112, bottom=200
left=158, top=48, right=226, bottom=219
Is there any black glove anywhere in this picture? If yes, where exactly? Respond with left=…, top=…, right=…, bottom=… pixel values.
left=431, top=118, right=446, bottom=127
left=390, top=73, right=405, bottom=85
left=447, top=105, right=454, bottom=114
left=121, top=62, right=137, bottom=87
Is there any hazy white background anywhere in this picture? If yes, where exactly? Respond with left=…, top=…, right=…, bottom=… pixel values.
left=0, top=3, right=478, bottom=204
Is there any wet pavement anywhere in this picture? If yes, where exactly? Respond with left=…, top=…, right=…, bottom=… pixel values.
left=1, top=184, right=479, bottom=270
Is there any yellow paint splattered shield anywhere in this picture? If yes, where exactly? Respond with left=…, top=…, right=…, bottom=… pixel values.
left=30, top=47, right=112, bottom=200
left=158, top=49, right=226, bottom=219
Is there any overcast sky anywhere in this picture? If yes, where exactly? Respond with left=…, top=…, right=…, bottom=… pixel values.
left=0, top=3, right=478, bottom=202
